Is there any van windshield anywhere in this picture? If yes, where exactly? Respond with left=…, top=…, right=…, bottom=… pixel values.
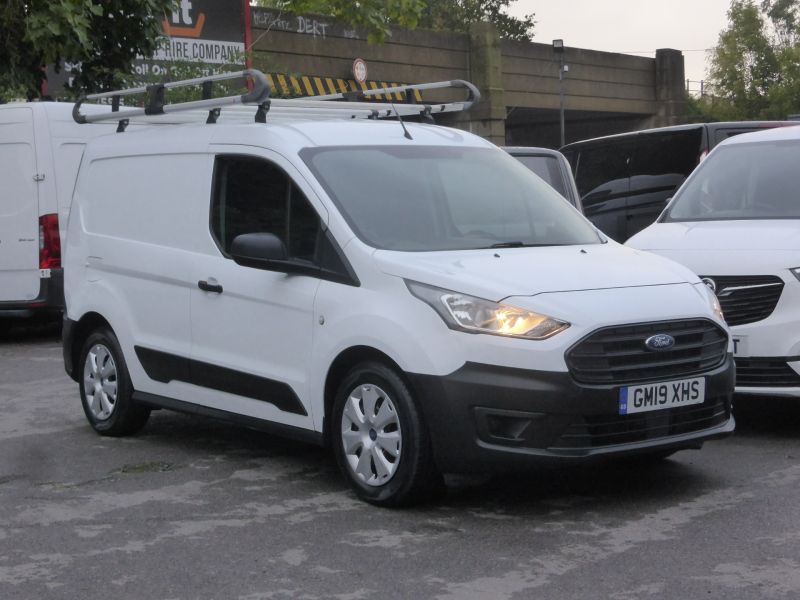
left=664, top=140, right=800, bottom=222
left=300, top=146, right=602, bottom=251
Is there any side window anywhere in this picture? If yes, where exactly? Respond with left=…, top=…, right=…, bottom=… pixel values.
left=210, top=156, right=321, bottom=262
left=512, top=155, right=568, bottom=198
left=574, top=141, right=634, bottom=204
left=631, top=130, right=702, bottom=179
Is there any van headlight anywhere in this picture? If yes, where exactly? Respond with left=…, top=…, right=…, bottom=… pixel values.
left=791, top=267, right=800, bottom=282
left=698, top=282, right=725, bottom=322
left=406, top=281, right=569, bottom=340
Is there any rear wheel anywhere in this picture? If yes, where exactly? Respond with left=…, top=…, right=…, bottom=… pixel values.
left=79, top=328, right=150, bottom=436
left=332, top=361, right=443, bottom=507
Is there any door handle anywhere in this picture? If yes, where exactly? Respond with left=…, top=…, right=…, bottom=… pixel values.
left=198, top=280, right=223, bottom=294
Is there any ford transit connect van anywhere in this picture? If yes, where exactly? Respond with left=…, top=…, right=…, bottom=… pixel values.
left=62, top=73, right=735, bottom=506
left=0, top=102, right=116, bottom=332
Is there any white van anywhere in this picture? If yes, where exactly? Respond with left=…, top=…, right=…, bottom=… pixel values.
left=62, top=73, right=735, bottom=506
left=0, top=102, right=115, bottom=331
left=628, top=125, right=800, bottom=398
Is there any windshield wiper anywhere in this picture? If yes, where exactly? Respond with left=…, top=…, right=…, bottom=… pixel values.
left=489, top=241, right=526, bottom=248
left=487, top=241, right=561, bottom=248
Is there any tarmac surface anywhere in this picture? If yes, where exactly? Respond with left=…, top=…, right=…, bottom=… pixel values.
left=1, top=322, right=799, bottom=599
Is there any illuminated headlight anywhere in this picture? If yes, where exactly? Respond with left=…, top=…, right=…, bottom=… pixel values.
left=791, top=267, right=800, bottom=282
left=698, top=282, right=725, bottom=322
left=406, top=281, right=570, bottom=340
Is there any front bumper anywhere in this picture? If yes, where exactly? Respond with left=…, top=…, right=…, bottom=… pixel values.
left=408, top=355, right=735, bottom=473
left=0, top=270, right=64, bottom=318
left=733, top=356, right=800, bottom=397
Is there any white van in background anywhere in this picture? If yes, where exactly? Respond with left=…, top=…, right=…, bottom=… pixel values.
left=628, top=125, right=800, bottom=398
left=0, top=102, right=115, bottom=332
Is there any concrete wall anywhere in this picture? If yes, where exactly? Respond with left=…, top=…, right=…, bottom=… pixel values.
left=249, top=9, right=687, bottom=147
left=502, top=41, right=657, bottom=115
left=250, top=8, right=469, bottom=88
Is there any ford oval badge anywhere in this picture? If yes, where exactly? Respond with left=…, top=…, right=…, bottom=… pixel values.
left=645, top=334, right=675, bottom=351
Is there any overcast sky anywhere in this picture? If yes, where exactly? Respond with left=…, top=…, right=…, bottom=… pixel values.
left=509, top=0, right=733, bottom=85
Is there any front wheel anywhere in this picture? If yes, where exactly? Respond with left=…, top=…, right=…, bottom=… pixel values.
left=332, top=361, right=443, bottom=507
left=79, top=328, right=150, bottom=436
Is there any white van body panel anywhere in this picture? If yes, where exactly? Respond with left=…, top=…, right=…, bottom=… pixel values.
left=0, top=102, right=116, bottom=309
left=0, top=106, right=39, bottom=302
left=630, top=223, right=800, bottom=397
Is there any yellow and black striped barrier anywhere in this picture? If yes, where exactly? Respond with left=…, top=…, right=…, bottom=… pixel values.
left=265, top=73, right=424, bottom=102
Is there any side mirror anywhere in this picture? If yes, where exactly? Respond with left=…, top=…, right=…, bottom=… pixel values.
left=230, top=232, right=288, bottom=271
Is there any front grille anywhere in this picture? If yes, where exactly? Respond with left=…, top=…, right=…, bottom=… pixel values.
left=566, top=319, right=728, bottom=385
left=736, top=357, right=800, bottom=387
left=551, top=398, right=730, bottom=449
left=701, top=275, right=784, bottom=326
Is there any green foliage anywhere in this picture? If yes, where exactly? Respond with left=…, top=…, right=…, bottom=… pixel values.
left=761, top=0, right=800, bottom=43
left=709, top=0, right=800, bottom=119
left=258, top=0, right=425, bottom=43
left=257, top=0, right=534, bottom=41
left=1, top=0, right=175, bottom=101
left=419, top=0, right=535, bottom=41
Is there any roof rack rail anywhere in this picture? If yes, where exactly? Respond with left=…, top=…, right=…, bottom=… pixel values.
left=71, top=70, right=480, bottom=126
left=72, top=70, right=270, bottom=125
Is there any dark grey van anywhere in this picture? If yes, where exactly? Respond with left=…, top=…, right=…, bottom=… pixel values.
left=560, top=122, right=798, bottom=241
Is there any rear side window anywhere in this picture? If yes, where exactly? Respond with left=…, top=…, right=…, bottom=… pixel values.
left=573, top=141, right=634, bottom=202
left=631, top=130, right=702, bottom=179
left=211, top=156, right=319, bottom=262
left=512, top=155, right=568, bottom=198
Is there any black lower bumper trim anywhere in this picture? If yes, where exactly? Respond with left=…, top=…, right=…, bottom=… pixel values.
left=408, top=356, right=735, bottom=472
left=0, top=269, right=64, bottom=318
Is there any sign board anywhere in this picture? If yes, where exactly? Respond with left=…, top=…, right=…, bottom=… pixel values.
left=352, top=58, right=368, bottom=84
left=146, top=0, right=246, bottom=71
left=46, top=0, right=248, bottom=97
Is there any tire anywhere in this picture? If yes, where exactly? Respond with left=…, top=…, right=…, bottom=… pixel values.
left=332, top=361, right=444, bottom=507
left=0, top=320, right=12, bottom=339
left=78, top=328, right=150, bottom=436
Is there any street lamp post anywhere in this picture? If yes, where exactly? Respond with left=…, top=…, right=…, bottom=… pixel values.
left=552, top=39, right=567, bottom=147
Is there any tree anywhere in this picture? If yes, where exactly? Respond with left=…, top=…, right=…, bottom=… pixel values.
left=1, top=0, right=175, bottom=101
left=418, top=0, right=535, bottom=41
left=708, top=1, right=779, bottom=118
left=256, top=1, right=425, bottom=43
left=708, top=0, right=800, bottom=119
left=259, top=0, right=535, bottom=42
left=761, top=0, right=800, bottom=44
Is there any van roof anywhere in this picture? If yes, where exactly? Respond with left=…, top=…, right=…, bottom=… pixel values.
left=717, top=122, right=800, bottom=146
left=82, top=118, right=495, bottom=160
left=560, top=121, right=799, bottom=150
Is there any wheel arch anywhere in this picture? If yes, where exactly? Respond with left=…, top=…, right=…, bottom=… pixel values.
left=65, top=312, right=114, bottom=381
left=322, top=345, right=408, bottom=446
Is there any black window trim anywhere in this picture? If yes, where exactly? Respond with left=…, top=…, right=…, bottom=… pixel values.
left=209, top=153, right=360, bottom=287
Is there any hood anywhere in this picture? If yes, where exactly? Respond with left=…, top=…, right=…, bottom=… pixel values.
left=374, top=242, right=698, bottom=302
left=628, top=220, right=800, bottom=252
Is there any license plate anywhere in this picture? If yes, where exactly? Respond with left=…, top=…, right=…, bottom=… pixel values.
left=618, top=377, right=705, bottom=415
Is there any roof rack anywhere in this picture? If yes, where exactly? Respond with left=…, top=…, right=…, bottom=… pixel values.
left=71, top=69, right=480, bottom=128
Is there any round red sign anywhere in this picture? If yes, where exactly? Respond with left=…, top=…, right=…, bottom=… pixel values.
left=352, top=58, right=368, bottom=84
